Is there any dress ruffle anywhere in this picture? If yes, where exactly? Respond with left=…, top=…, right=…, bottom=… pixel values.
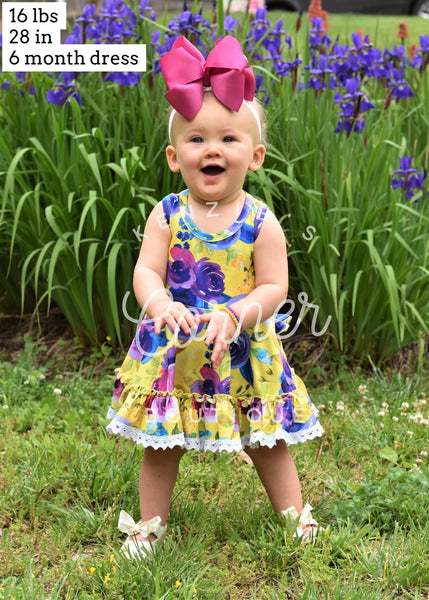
left=106, top=386, right=323, bottom=453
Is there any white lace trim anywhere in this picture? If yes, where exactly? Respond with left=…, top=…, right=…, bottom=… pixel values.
left=106, top=408, right=324, bottom=453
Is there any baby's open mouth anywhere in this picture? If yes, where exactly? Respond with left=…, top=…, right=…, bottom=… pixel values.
left=201, top=165, right=225, bottom=176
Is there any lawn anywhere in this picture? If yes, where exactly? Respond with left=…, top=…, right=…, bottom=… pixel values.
left=0, top=338, right=428, bottom=599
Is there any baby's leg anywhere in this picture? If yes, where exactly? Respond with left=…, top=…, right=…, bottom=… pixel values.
left=139, top=446, right=186, bottom=531
left=245, top=441, right=302, bottom=512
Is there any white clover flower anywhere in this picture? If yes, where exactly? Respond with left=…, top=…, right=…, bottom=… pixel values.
left=401, top=402, right=410, bottom=410
left=421, top=419, right=429, bottom=426
left=382, top=402, right=389, bottom=410
left=377, top=410, right=386, bottom=417
left=2, top=405, right=8, bottom=410
left=416, top=458, right=423, bottom=464
left=420, top=450, right=428, bottom=457
left=392, top=416, right=399, bottom=422
left=336, top=401, right=345, bottom=412
left=53, top=388, right=62, bottom=395
left=407, top=430, right=413, bottom=437
left=358, top=384, right=368, bottom=394
left=410, top=413, right=424, bottom=423
left=318, top=404, right=326, bottom=411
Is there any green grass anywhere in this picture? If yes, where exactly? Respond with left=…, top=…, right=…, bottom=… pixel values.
left=1, top=342, right=428, bottom=599
left=268, top=12, right=429, bottom=48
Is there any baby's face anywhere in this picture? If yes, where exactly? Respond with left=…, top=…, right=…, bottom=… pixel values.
left=166, top=93, right=265, bottom=207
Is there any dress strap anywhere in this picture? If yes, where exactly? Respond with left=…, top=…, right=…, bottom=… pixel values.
left=254, top=203, right=268, bottom=240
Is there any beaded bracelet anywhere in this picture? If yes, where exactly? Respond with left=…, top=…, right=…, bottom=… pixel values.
left=218, top=306, right=241, bottom=331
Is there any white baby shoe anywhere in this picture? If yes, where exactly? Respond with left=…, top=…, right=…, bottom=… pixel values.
left=118, top=510, right=167, bottom=560
left=281, top=503, right=323, bottom=544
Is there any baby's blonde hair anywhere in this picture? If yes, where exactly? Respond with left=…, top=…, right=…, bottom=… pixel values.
left=166, top=94, right=267, bottom=146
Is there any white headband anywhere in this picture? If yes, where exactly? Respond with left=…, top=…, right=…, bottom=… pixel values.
left=168, top=98, right=262, bottom=144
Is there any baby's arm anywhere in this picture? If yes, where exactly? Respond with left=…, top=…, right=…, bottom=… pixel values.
left=133, top=202, right=198, bottom=335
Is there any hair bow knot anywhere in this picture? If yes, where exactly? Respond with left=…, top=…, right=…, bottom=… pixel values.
left=160, top=36, right=256, bottom=121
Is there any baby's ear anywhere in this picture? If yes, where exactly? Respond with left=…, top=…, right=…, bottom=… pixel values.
left=248, top=144, right=266, bottom=172
left=166, top=145, right=180, bottom=173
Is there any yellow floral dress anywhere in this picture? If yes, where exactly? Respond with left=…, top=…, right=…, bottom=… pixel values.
left=106, top=190, right=323, bottom=452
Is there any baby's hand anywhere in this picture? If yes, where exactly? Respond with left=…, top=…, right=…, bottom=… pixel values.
left=198, top=310, right=239, bottom=370
left=152, top=301, right=199, bottom=336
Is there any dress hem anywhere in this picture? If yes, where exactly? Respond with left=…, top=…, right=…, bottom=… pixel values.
left=106, top=409, right=324, bottom=453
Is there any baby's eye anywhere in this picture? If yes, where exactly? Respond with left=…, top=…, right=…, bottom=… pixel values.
left=223, top=135, right=235, bottom=143
left=191, top=136, right=203, bottom=143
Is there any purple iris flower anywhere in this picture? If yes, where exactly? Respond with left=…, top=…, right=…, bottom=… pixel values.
left=306, top=54, right=336, bottom=95
left=104, top=72, right=141, bottom=85
left=65, top=24, right=83, bottom=44
left=75, top=3, right=96, bottom=27
left=261, top=20, right=291, bottom=59
left=309, top=17, right=331, bottom=54
left=2, top=71, right=35, bottom=95
left=329, top=45, right=351, bottom=83
left=369, top=48, right=390, bottom=80
left=166, top=9, right=211, bottom=45
left=139, top=0, right=154, bottom=18
left=392, top=156, right=427, bottom=202
left=248, top=7, right=270, bottom=45
left=417, top=35, right=429, bottom=71
left=46, top=73, right=81, bottom=105
left=387, top=68, right=414, bottom=99
left=334, top=77, right=375, bottom=135
left=224, top=15, right=239, bottom=35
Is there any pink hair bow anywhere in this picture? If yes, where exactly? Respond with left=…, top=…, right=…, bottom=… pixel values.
left=160, top=35, right=256, bottom=121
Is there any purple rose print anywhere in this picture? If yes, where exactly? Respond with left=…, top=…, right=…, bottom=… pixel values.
left=191, top=365, right=230, bottom=397
left=151, top=393, right=178, bottom=423
left=191, top=258, right=225, bottom=302
left=192, top=398, right=218, bottom=423
left=112, top=378, right=124, bottom=401
left=229, top=331, right=251, bottom=369
left=129, top=318, right=167, bottom=363
left=242, top=397, right=266, bottom=423
left=168, top=246, right=196, bottom=289
left=277, top=396, right=295, bottom=428
left=152, top=347, right=176, bottom=392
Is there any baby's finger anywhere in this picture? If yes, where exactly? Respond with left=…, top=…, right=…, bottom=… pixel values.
left=210, top=334, right=229, bottom=369
left=154, top=312, right=175, bottom=334
left=197, top=312, right=211, bottom=323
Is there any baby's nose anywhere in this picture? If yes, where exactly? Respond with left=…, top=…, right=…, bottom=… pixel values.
left=204, top=141, right=222, bottom=156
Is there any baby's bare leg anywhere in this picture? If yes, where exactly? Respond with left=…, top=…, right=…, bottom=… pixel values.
left=138, top=446, right=186, bottom=531
left=245, top=441, right=303, bottom=512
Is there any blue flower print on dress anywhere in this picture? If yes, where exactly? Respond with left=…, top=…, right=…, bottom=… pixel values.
left=230, top=331, right=251, bottom=369
left=277, top=397, right=295, bottom=429
left=251, top=347, right=272, bottom=365
left=192, top=258, right=225, bottom=302
left=129, top=319, right=167, bottom=364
